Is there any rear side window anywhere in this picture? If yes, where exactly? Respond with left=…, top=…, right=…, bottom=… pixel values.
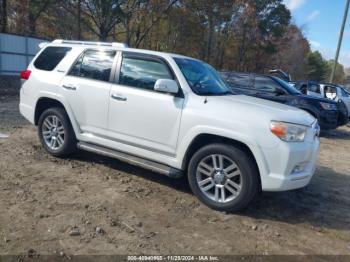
left=119, top=56, right=173, bottom=90
left=69, top=50, right=116, bottom=82
left=34, top=47, right=71, bottom=71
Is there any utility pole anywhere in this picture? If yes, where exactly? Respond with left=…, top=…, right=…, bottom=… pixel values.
left=330, top=0, right=350, bottom=83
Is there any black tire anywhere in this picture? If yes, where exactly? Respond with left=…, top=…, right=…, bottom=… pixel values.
left=38, top=107, right=77, bottom=157
left=187, top=143, right=259, bottom=212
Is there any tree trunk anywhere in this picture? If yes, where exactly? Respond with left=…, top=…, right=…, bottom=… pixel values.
left=1, top=0, right=7, bottom=33
left=28, top=13, right=36, bottom=36
left=125, top=16, right=131, bottom=46
left=77, top=0, right=82, bottom=39
left=206, top=15, right=213, bottom=63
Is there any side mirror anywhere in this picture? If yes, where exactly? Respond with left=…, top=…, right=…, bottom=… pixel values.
left=154, top=79, right=179, bottom=94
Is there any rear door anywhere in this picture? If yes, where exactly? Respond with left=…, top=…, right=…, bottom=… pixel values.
left=60, top=49, right=117, bottom=136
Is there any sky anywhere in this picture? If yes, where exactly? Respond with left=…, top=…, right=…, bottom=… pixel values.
left=283, top=0, right=350, bottom=67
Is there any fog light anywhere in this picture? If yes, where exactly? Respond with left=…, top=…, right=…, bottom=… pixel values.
left=292, top=163, right=306, bottom=174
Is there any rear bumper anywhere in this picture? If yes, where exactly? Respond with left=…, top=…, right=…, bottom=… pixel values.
left=257, top=137, right=320, bottom=192
left=19, top=88, right=35, bottom=124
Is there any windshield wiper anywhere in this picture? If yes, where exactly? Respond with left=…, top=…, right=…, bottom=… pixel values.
left=199, top=91, right=233, bottom=96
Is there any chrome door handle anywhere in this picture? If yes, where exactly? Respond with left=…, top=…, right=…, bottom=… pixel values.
left=111, top=93, right=127, bottom=101
left=62, top=85, right=77, bottom=91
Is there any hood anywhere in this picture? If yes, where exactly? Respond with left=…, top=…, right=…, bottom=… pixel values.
left=205, top=95, right=315, bottom=127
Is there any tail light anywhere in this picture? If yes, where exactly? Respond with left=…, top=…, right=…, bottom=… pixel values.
left=20, top=70, right=31, bottom=80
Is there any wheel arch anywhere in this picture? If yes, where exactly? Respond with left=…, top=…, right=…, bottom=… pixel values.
left=34, top=96, right=81, bottom=136
left=181, top=133, right=262, bottom=188
left=34, top=97, right=65, bottom=125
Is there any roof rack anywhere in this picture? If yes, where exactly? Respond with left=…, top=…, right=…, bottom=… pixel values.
left=52, top=39, right=128, bottom=48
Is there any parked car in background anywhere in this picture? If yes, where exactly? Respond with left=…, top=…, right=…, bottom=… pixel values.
left=221, top=72, right=349, bottom=130
left=19, top=40, right=321, bottom=212
left=294, top=81, right=350, bottom=119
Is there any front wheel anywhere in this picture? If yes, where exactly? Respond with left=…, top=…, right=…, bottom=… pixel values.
left=38, top=107, right=77, bottom=157
left=188, top=143, right=259, bottom=212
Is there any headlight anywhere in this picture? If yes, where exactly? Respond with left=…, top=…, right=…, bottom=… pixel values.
left=270, top=121, right=307, bottom=142
left=319, top=102, right=337, bottom=110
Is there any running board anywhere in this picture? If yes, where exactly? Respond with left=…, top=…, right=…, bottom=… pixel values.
left=77, top=142, right=183, bottom=178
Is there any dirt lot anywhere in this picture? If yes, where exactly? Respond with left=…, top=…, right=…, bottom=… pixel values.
left=0, top=95, right=350, bottom=256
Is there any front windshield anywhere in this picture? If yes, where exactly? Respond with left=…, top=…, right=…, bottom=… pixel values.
left=272, top=76, right=301, bottom=95
left=174, top=57, right=232, bottom=96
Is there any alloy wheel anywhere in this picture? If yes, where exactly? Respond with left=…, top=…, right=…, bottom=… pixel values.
left=196, top=154, right=242, bottom=203
left=42, top=115, right=65, bottom=151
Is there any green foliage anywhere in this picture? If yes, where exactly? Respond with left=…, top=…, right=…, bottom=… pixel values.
left=305, top=51, right=329, bottom=81
left=325, top=60, right=346, bottom=83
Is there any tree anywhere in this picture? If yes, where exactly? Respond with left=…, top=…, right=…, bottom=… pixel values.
left=1, top=0, right=7, bottom=32
left=270, top=25, right=310, bottom=80
left=305, top=51, right=329, bottom=81
left=325, top=60, right=346, bottom=83
left=124, top=0, right=179, bottom=47
left=230, top=0, right=291, bottom=72
left=28, top=0, right=52, bottom=35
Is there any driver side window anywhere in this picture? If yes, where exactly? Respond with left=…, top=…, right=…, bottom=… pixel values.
left=118, top=55, right=173, bottom=91
left=254, top=76, right=282, bottom=93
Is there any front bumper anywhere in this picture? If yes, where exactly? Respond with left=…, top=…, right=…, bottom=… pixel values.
left=337, top=101, right=349, bottom=126
left=257, top=130, right=320, bottom=192
left=318, top=110, right=338, bottom=130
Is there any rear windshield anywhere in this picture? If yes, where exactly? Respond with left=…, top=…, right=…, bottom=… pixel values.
left=34, top=46, right=72, bottom=71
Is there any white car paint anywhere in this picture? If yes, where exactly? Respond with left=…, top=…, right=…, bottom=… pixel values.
left=19, top=41, right=320, bottom=192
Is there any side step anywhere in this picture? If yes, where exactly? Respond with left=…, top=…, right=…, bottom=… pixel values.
left=77, top=142, right=183, bottom=178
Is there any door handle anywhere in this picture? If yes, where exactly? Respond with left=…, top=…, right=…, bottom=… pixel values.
left=62, top=84, right=77, bottom=91
left=111, top=93, right=127, bottom=101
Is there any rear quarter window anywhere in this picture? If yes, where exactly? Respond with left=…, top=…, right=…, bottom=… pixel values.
left=34, top=46, right=72, bottom=71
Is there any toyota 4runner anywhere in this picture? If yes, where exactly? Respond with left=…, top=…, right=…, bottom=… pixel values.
left=19, top=40, right=320, bottom=212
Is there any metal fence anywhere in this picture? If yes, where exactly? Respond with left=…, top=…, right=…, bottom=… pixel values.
left=0, top=33, right=45, bottom=75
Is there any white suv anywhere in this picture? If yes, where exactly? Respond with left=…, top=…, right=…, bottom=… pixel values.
left=19, top=40, right=320, bottom=212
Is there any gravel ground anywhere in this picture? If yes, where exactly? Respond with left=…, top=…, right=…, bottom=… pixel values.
left=0, top=96, right=349, bottom=256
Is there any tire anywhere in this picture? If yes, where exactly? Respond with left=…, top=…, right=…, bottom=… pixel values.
left=187, top=143, right=259, bottom=212
left=38, top=107, right=77, bottom=157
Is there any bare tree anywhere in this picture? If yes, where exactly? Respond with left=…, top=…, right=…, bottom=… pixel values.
left=28, top=0, right=52, bottom=35
left=1, top=0, right=7, bottom=33
left=81, top=0, right=126, bottom=40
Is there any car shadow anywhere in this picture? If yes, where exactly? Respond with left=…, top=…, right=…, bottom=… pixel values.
left=241, top=166, right=350, bottom=231
left=71, top=151, right=349, bottom=231
left=71, top=150, right=192, bottom=194
left=321, top=127, right=350, bottom=140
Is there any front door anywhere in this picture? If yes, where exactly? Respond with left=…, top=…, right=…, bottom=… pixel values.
left=254, top=76, right=288, bottom=104
left=107, top=53, right=184, bottom=156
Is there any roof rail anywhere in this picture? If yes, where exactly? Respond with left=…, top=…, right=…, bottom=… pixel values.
left=52, top=39, right=128, bottom=48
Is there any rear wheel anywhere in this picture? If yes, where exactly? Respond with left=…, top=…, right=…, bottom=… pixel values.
left=188, top=143, right=259, bottom=212
left=38, top=107, right=77, bottom=157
